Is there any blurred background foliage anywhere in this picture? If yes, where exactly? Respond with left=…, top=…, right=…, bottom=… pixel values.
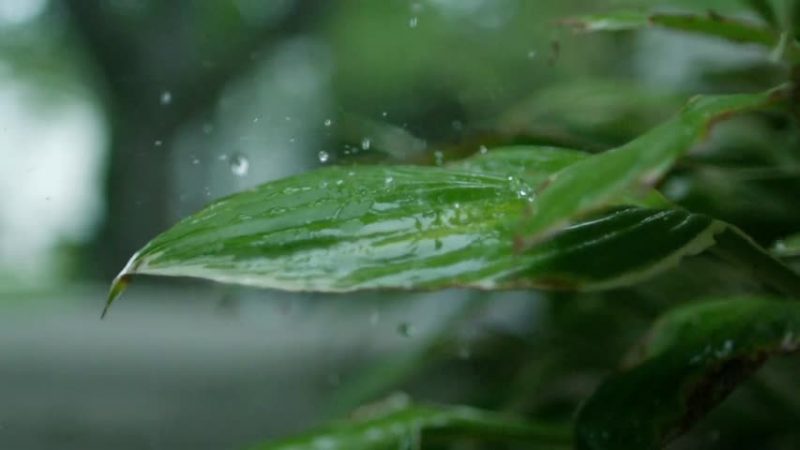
left=0, top=0, right=798, bottom=449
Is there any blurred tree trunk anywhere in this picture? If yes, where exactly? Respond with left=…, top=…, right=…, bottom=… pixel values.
left=61, top=0, right=328, bottom=278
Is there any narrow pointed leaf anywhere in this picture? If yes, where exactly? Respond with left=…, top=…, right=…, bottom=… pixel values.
left=245, top=400, right=570, bottom=450
left=106, top=144, right=800, bottom=314
left=563, top=11, right=785, bottom=47
left=106, top=145, right=800, bottom=312
left=576, top=298, right=800, bottom=450
left=520, top=85, right=788, bottom=242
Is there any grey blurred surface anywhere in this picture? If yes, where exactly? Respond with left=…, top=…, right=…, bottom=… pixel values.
left=0, top=284, right=533, bottom=450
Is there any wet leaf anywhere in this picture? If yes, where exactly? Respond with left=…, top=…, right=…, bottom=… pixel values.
left=519, top=85, right=788, bottom=242
left=105, top=144, right=800, bottom=315
left=576, top=298, right=800, bottom=450
left=245, top=397, right=570, bottom=450
left=105, top=140, right=800, bottom=319
left=562, top=11, right=788, bottom=49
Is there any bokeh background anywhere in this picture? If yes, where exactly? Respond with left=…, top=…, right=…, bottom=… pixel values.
left=2, top=1, right=799, bottom=449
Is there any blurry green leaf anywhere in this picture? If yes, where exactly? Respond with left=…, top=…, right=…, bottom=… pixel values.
left=743, top=0, right=779, bottom=27
left=562, top=11, right=790, bottom=49
left=498, top=80, right=683, bottom=148
left=245, top=397, right=570, bottom=450
left=105, top=147, right=758, bottom=314
left=451, top=146, right=588, bottom=185
left=576, top=298, right=800, bottom=450
left=773, top=232, right=800, bottom=258
left=520, top=85, right=788, bottom=242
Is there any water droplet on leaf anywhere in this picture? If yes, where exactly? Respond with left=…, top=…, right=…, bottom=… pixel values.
left=318, top=150, right=330, bottom=164
left=361, top=138, right=371, bottom=150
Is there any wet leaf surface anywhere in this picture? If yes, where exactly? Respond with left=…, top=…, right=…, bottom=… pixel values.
left=105, top=146, right=764, bottom=314
left=245, top=397, right=570, bottom=450
left=576, top=298, right=800, bottom=450
left=519, top=86, right=788, bottom=241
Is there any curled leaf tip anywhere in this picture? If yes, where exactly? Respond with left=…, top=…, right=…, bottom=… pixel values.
left=102, top=252, right=140, bottom=319
left=102, top=274, right=130, bottom=319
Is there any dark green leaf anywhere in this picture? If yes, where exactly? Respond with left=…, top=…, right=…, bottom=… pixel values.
left=710, top=227, right=800, bottom=296
left=245, top=396, right=570, bottom=450
left=576, top=298, right=800, bottom=450
left=742, top=0, right=779, bottom=27
left=519, top=85, right=788, bottom=242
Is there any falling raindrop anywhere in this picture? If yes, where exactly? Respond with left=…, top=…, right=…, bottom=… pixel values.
left=397, top=322, right=415, bottom=337
left=318, top=150, right=330, bottom=164
left=409, top=17, right=418, bottom=28
left=369, top=309, right=380, bottom=325
left=160, top=90, right=172, bottom=105
left=229, top=154, right=250, bottom=176
left=384, top=176, right=394, bottom=186
left=361, top=138, right=371, bottom=150
left=154, top=140, right=163, bottom=147
left=202, top=123, right=214, bottom=134
left=324, top=118, right=333, bottom=127
left=479, top=145, right=488, bottom=155
left=433, top=150, right=444, bottom=166
left=527, top=50, right=537, bottom=59
left=381, top=111, right=388, bottom=118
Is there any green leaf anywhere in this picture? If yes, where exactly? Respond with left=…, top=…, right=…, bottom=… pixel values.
left=710, top=227, right=800, bottom=296
left=105, top=144, right=800, bottom=315
left=743, top=0, right=779, bottom=27
left=562, top=11, right=786, bottom=47
left=773, top=232, right=800, bottom=258
left=244, top=396, right=570, bottom=450
left=106, top=148, right=713, bottom=311
left=519, top=85, right=788, bottom=243
left=576, top=298, right=800, bottom=450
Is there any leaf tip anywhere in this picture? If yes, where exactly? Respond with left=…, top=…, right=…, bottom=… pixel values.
left=102, top=274, right=131, bottom=319
left=102, top=252, right=140, bottom=319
